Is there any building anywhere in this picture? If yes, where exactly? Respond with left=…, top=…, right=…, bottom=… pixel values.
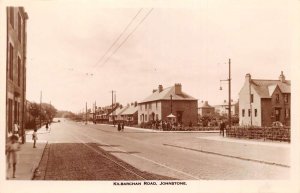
left=120, top=102, right=138, bottom=125
left=6, top=7, right=28, bottom=143
left=214, top=100, right=238, bottom=116
left=198, top=101, right=215, bottom=117
left=239, top=72, right=291, bottom=126
left=138, top=84, right=198, bottom=125
left=108, top=105, right=129, bottom=122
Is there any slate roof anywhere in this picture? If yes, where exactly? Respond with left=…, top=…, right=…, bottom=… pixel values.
left=120, top=105, right=138, bottom=115
left=251, top=79, right=291, bottom=98
left=108, top=105, right=129, bottom=116
left=139, top=86, right=197, bottom=103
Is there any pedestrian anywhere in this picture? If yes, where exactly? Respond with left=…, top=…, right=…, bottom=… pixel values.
left=32, top=129, right=38, bottom=148
left=117, top=122, right=121, bottom=131
left=7, top=135, right=21, bottom=178
left=219, top=120, right=225, bottom=137
left=46, top=122, right=49, bottom=131
left=121, top=122, right=125, bottom=131
left=13, top=122, right=19, bottom=136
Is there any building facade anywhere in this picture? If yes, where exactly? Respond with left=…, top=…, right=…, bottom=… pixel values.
left=138, top=84, right=198, bottom=125
left=239, top=72, right=291, bottom=126
left=6, top=7, right=28, bottom=143
left=198, top=101, right=215, bottom=117
left=214, top=100, right=238, bottom=116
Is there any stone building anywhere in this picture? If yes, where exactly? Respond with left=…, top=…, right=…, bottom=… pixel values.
left=6, top=7, right=28, bottom=143
left=214, top=100, right=238, bottom=116
left=138, top=84, right=198, bottom=125
left=239, top=72, right=291, bottom=126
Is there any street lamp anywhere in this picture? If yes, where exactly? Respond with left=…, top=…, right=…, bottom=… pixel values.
left=219, top=58, right=232, bottom=130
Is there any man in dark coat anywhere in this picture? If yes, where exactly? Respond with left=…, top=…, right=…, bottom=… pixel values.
left=220, top=120, right=225, bottom=137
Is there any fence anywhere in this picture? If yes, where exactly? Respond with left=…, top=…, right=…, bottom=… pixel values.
left=226, top=126, right=290, bottom=142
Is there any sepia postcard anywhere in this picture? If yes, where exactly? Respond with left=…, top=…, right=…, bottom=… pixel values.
left=0, top=0, right=299, bottom=193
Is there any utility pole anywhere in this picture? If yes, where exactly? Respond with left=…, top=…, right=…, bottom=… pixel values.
left=85, top=102, right=87, bottom=125
left=40, top=91, right=42, bottom=128
left=249, top=79, right=253, bottom=126
left=111, top=90, right=115, bottom=126
left=228, top=58, right=232, bottom=130
left=170, top=94, right=173, bottom=114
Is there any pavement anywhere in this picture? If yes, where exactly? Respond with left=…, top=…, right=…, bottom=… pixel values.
left=6, top=120, right=290, bottom=180
left=6, top=126, right=49, bottom=180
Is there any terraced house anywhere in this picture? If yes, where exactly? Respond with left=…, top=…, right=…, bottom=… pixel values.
left=239, top=72, right=291, bottom=126
left=6, top=7, right=28, bottom=143
left=138, top=84, right=198, bottom=125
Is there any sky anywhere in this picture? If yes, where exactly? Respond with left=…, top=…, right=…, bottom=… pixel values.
left=13, top=0, right=293, bottom=112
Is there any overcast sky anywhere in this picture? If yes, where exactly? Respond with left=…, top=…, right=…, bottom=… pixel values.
left=18, top=0, right=293, bottom=112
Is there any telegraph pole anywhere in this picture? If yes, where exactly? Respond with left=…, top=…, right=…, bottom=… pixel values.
left=170, top=94, right=173, bottom=114
left=228, top=58, right=232, bottom=130
left=40, top=91, right=42, bottom=128
left=111, top=90, right=116, bottom=126
left=85, top=102, right=87, bottom=125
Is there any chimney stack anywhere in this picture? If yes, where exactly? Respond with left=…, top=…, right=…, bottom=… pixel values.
left=245, top=73, right=251, bottom=84
left=152, top=89, right=157, bottom=93
left=175, top=83, right=182, bottom=95
left=158, top=85, right=163, bottom=92
left=279, top=71, right=286, bottom=82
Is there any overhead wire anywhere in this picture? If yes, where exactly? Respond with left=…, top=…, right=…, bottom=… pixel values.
left=97, top=8, right=154, bottom=68
left=92, top=8, right=143, bottom=69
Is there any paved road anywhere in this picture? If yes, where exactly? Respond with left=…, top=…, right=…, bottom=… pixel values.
left=35, top=119, right=289, bottom=180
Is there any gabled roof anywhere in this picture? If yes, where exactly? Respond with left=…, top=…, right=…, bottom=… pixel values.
left=120, top=105, right=138, bottom=115
left=199, top=101, right=213, bottom=108
left=109, top=105, right=129, bottom=116
left=251, top=79, right=291, bottom=98
left=139, top=86, right=196, bottom=103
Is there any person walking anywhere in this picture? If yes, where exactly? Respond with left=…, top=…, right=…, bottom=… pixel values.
left=117, top=122, right=121, bottom=132
left=32, top=129, right=38, bottom=148
left=121, top=122, right=125, bottom=132
left=7, top=135, right=20, bottom=178
left=46, top=122, right=49, bottom=131
left=219, top=120, right=225, bottom=137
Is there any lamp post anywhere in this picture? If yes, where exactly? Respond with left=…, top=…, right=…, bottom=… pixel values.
left=219, top=58, right=232, bottom=130
left=170, top=94, right=173, bottom=114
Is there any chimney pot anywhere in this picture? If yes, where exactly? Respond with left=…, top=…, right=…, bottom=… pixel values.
left=158, top=85, right=163, bottom=92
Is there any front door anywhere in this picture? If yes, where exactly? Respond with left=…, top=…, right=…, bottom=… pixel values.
left=275, top=108, right=281, bottom=121
left=176, top=111, right=183, bottom=123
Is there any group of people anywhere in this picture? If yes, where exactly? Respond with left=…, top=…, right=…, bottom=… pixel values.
left=117, top=122, right=125, bottom=131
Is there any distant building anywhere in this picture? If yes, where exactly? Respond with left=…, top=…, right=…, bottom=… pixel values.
left=198, top=101, right=215, bottom=117
left=214, top=100, right=238, bottom=116
left=138, top=84, right=198, bottom=125
left=108, top=105, right=129, bottom=122
left=120, top=102, right=138, bottom=125
left=6, top=7, right=28, bottom=143
left=239, top=72, right=291, bottom=126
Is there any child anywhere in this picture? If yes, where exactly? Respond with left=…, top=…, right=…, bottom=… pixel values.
left=7, top=135, right=20, bottom=178
left=32, top=129, right=38, bottom=148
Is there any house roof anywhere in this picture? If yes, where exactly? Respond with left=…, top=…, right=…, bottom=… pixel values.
left=139, top=86, right=196, bottom=103
left=121, top=105, right=138, bottom=115
left=199, top=101, right=213, bottom=108
left=108, top=105, right=129, bottom=116
left=251, top=79, right=291, bottom=98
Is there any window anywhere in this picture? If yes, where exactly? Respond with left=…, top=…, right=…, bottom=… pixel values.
left=145, top=115, right=147, bottom=122
left=156, top=101, right=158, bottom=109
left=248, top=109, right=251, bottom=117
left=9, top=43, right=14, bottom=80
left=140, top=104, right=142, bottom=111
left=275, top=94, right=280, bottom=103
left=18, top=57, right=21, bottom=86
left=250, top=94, right=254, bottom=103
left=140, top=115, right=143, bottom=121
left=242, top=109, right=245, bottom=117
left=285, top=108, right=290, bottom=119
left=145, top=104, right=147, bottom=110
left=8, top=99, right=13, bottom=132
left=149, top=103, right=152, bottom=110
left=254, top=109, right=257, bottom=117
left=156, top=114, right=159, bottom=120
left=284, top=94, right=289, bottom=103
left=18, top=13, right=22, bottom=42
left=10, top=8, right=14, bottom=28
